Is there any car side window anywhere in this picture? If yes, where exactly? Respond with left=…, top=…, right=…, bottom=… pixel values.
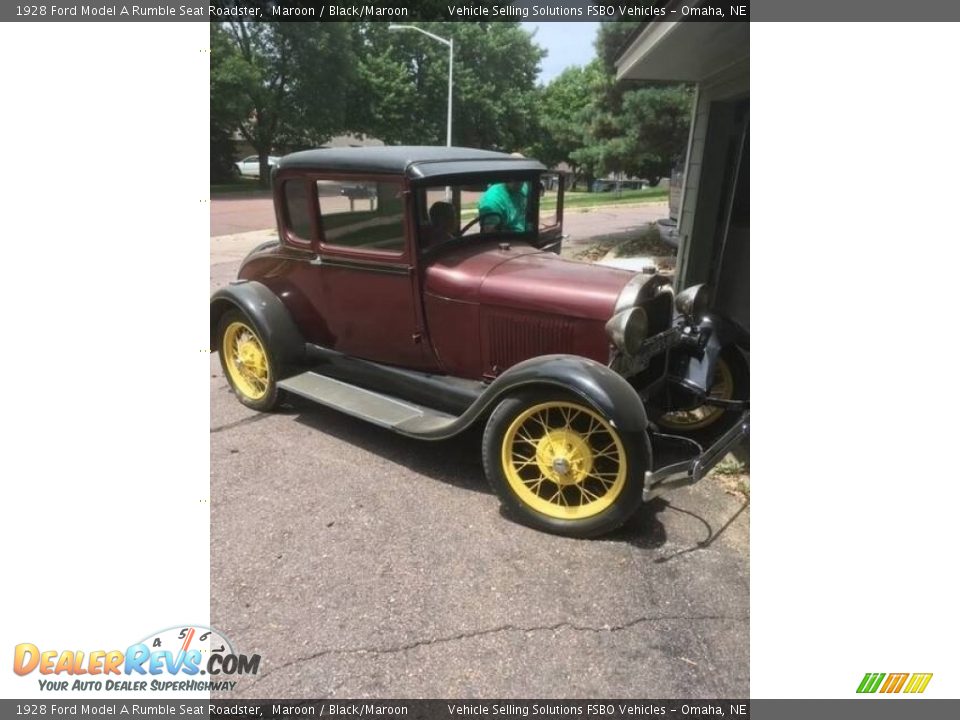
left=283, top=180, right=313, bottom=242
left=539, top=173, right=559, bottom=229
left=317, top=180, right=405, bottom=254
left=420, top=188, right=460, bottom=245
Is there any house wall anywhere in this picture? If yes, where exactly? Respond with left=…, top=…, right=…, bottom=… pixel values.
left=675, top=58, right=750, bottom=333
left=676, top=59, right=749, bottom=289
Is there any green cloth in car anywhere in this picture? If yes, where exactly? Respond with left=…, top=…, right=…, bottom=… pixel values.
left=477, top=182, right=529, bottom=232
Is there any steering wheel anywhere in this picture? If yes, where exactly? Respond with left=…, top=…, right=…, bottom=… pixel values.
left=459, top=212, right=503, bottom=236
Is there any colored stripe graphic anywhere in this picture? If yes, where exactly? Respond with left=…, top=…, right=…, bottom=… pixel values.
left=880, top=673, right=908, bottom=693
left=857, top=673, right=885, bottom=693
left=903, top=673, right=933, bottom=694
left=857, top=672, right=933, bottom=694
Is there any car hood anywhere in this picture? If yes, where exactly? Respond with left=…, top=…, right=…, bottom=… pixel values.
left=424, top=241, right=634, bottom=321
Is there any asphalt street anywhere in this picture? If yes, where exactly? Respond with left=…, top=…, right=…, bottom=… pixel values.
left=209, top=213, right=749, bottom=699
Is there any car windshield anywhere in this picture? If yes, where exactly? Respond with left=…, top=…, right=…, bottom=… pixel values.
left=416, top=177, right=554, bottom=249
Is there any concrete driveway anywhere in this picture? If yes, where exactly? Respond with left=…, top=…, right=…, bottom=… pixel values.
left=209, top=233, right=748, bottom=699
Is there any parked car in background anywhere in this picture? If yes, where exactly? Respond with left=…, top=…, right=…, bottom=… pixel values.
left=210, top=146, right=750, bottom=538
left=234, top=155, right=279, bottom=178
left=591, top=178, right=647, bottom=193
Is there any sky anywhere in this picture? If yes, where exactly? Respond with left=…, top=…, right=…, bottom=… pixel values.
left=521, top=22, right=600, bottom=85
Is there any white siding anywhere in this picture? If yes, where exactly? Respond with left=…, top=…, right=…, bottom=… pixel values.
left=676, top=59, right=749, bottom=288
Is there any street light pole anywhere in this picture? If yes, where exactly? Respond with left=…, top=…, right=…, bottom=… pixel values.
left=446, top=36, right=453, bottom=147
left=388, top=24, right=453, bottom=147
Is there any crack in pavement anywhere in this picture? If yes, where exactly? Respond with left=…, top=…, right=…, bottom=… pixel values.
left=245, top=613, right=749, bottom=688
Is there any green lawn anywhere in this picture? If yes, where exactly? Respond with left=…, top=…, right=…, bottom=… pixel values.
left=543, top=187, right=668, bottom=211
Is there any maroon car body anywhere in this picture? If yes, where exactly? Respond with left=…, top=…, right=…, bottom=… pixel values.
left=211, top=146, right=749, bottom=538
left=233, top=146, right=635, bottom=377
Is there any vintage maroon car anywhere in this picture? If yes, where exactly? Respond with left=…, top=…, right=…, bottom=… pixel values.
left=211, top=147, right=749, bottom=537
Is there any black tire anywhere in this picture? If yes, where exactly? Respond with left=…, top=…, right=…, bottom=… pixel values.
left=654, top=345, right=749, bottom=447
left=216, top=309, right=281, bottom=412
left=482, top=390, right=648, bottom=538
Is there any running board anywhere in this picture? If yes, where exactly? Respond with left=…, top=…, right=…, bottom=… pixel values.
left=278, top=372, right=458, bottom=435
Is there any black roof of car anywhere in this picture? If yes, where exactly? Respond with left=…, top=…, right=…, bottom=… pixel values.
left=276, top=146, right=547, bottom=180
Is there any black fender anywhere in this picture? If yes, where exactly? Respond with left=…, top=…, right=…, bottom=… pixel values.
left=412, top=355, right=650, bottom=456
left=675, top=312, right=748, bottom=397
left=210, top=280, right=305, bottom=367
left=483, top=354, right=649, bottom=433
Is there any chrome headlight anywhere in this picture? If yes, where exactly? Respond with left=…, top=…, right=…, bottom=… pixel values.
left=675, top=283, right=710, bottom=319
left=614, top=273, right=672, bottom=313
left=605, top=306, right=648, bottom=355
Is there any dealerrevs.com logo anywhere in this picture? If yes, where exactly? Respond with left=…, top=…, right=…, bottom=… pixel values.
left=857, top=672, right=933, bottom=694
left=13, top=625, right=260, bottom=692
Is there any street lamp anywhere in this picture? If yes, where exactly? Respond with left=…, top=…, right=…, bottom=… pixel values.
left=388, top=24, right=453, bottom=147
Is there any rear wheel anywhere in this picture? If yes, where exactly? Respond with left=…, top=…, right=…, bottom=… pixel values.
left=482, top=391, right=647, bottom=537
left=217, top=309, right=280, bottom=412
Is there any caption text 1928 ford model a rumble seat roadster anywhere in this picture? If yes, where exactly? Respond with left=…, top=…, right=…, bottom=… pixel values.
left=211, top=147, right=750, bottom=538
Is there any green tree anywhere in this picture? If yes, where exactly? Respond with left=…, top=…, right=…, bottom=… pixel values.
left=595, top=20, right=644, bottom=76
left=210, top=22, right=355, bottom=185
left=531, top=62, right=604, bottom=188
left=210, top=24, right=244, bottom=182
left=619, top=85, right=693, bottom=185
left=350, top=22, right=545, bottom=150
left=571, top=22, right=693, bottom=188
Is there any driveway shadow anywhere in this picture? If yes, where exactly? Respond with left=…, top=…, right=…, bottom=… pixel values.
left=604, top=498, right=670, bottom=549
left=651, top=498, right=749, bottom=562
left=284, top=395, right=749, bottom=553
left=287, top=395, right=490, bottom=496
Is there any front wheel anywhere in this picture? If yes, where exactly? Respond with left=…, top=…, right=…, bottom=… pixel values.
left=482, top=391, right=647, bottom=538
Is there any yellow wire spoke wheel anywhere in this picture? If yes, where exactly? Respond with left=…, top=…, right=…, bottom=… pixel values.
left=659, top=358, right=734, bottom=431
left=500, top=401, right=627, bottom=521
left=222, top=320, right=271, bottom=401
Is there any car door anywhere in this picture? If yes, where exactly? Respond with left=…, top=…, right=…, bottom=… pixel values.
left=310, top=176, right=436, bottom=370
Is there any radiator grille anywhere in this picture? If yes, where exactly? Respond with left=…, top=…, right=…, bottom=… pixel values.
left=485, top=312, right=575, bottom=370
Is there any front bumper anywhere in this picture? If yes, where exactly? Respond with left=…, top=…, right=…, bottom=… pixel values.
left=642, top=411, right=751, bottom=502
